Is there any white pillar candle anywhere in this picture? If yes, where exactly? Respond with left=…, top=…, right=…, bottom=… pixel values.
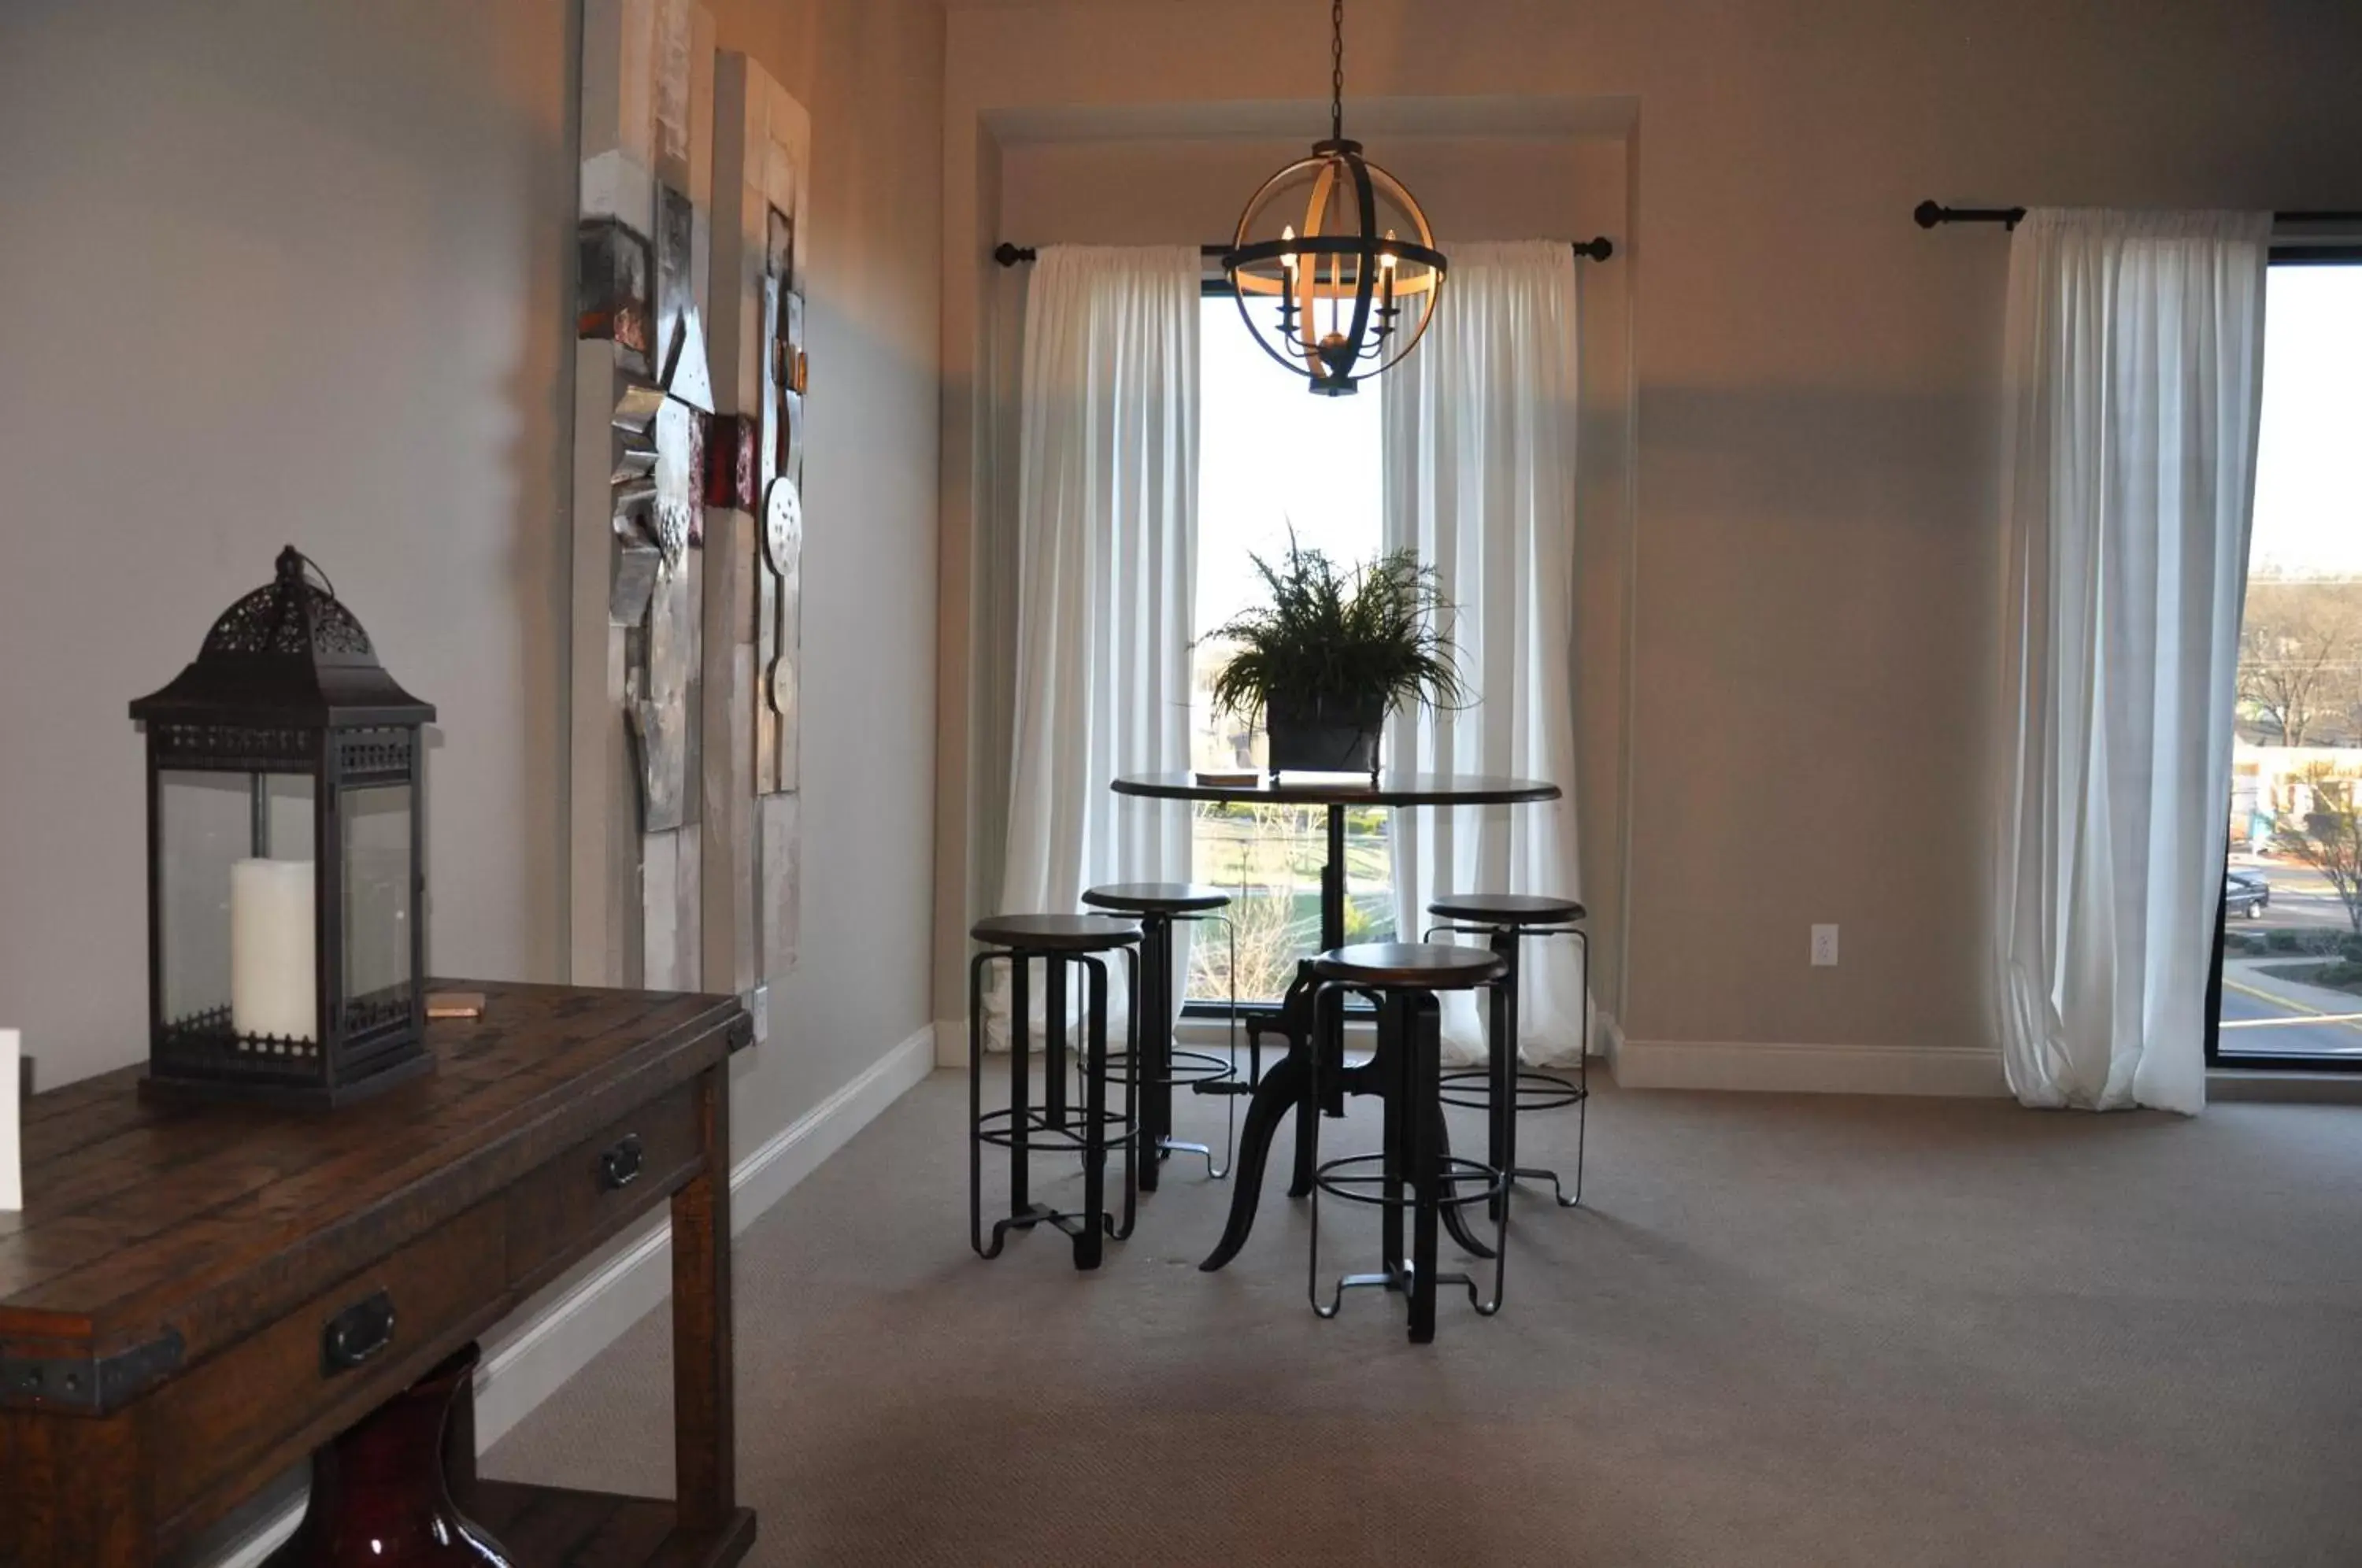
left=1, top=1028, right=20, bottom=1212
left=231, top=859, right=317, bottom=1044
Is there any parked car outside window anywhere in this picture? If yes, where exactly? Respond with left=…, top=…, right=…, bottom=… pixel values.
left=2226, top=869, right=2271, bottom=919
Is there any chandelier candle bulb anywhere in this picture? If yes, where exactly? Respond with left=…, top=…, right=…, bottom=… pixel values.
left=231, top=857, right=317, bottom=1044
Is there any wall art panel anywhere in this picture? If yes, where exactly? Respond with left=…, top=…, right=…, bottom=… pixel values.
left=572, top=0, right=716, bottom=988
left=705, top=52, right=810, bottom=1001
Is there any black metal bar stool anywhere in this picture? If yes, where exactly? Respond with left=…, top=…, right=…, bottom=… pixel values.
left=1079, top=883, right=1238, bottom=1188
left=968, top=913, right=1140, bottom=1270
left=1305, top=942, right=1510, bottom=1344
left=1424, top=893, right=1590, bottom=1211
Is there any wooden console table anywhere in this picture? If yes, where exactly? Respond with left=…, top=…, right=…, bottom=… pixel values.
left=0, top=980, right=757, bottom=1567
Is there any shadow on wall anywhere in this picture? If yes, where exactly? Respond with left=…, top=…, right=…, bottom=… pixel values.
left=1624, top=381, right=2001, bottom=1050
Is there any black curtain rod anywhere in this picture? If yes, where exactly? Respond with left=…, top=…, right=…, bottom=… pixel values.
left=1915, top=199, right=2362, bottom=233
left=993, top=237, right=1615, bottom=266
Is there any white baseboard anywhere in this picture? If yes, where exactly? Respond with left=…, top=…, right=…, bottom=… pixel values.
left=1612, top=1037, right=2008, bottom=1097
left=214, top=1023, right=937, bottom=1568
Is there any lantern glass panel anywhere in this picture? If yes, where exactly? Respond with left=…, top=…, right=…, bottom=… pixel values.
left=341, top=782, right=413, bottom=1029
left=159, top=768, right=319, bottom=1045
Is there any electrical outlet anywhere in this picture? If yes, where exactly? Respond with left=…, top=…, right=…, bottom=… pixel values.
left=1811, top=924, right=1839, bottom=967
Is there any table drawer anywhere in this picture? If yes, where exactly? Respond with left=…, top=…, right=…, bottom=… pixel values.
left=146, top=1198, right=507, bottom=1522
left=505, top=1078, right=704, bottom=1288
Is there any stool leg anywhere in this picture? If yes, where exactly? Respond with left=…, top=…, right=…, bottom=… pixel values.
left=1490, top=927, right=1519, bottom=1224
left=1408, top=990, right=1442, bottom=1344
left=1177, top=911, right=1239, bottom=1180
left=1116, top=945, right=1139, bottom=1237
left=1307, top=982, right=1336, bottom=1318
left=1140, top=913, right=1168, bottom=1193
left=1074, top=956, right=1109, bottom=1270
left=1009, top=953, right=1031, bottom=1219
left=1288, top=963, right=1321, bottom=1199
left=969, top=952, right=991, bottom=1257
left=1044, top=955, right=1068, bottom=1132
left=1379, top=990, right=1406, bottom=1285
left=1572, top=927, right=1590, bottom=1207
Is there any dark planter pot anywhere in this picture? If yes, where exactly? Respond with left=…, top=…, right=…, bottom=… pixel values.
left=1266, top=693, right=1384, bottom=781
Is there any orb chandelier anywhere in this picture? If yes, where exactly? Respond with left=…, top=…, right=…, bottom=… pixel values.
left=1221, top=0, right=1446, bottom=396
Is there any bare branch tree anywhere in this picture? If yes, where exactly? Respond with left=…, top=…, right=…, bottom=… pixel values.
left=2274, top=768, right=2362, bottom=937
left=2238, top=578, right=2362, bottom=747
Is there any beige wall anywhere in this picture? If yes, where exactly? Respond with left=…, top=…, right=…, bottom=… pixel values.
left=0, top=0, right=942, bottom=1150
left=936, top=0, right=2362, bottom=1060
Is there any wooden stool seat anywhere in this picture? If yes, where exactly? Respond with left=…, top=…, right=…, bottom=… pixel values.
left=1081, top=882, right=1232, bottom=914
left=970, top=912, right=1142, bottom=951
left=1312, top=941, right=1505, bottom=990
left=1425, top=892, right=1586, bottom=926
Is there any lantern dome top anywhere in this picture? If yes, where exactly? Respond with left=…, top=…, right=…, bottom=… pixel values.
left=130, top=546, right=435, bottom=729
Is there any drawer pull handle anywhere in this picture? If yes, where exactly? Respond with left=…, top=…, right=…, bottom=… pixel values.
left=322, top=1290, right=396, bottom=1374
left=598, top=1133, right=645, bottom=1191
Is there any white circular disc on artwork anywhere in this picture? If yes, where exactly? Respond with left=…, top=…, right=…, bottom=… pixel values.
left=767, top=654, right=795, bottom=717
left=763, top=477, right=802, bottom=575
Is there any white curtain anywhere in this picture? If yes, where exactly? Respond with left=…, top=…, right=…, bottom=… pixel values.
left=1383, top=241, right=1597, bottom=1067
left=994, top=246, right=1201, bottom=1047
left=1992, top=209, right=2271, bottom=1115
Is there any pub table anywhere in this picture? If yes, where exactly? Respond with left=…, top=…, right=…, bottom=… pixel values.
left=1109, top=771, right=1558, bottom=1271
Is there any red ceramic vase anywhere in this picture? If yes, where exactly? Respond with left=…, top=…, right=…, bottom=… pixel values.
left=264, top=1343, right=513, bottom=1567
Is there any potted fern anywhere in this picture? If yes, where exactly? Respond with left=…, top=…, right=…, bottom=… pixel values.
left=1203, top=538, right=1467, bottom=782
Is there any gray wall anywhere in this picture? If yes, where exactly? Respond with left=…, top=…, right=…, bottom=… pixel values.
left=0, top=0, right=942, bottom=1148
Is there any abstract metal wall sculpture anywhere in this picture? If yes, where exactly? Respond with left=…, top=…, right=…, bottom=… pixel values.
left=572, top=0, right=808, bottom=1008
left=705, top=53, right=810, bottom=992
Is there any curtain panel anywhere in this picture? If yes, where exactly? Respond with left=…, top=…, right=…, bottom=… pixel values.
left=993, top=246, right=1201, bottom=1047
left=1383, top=240, right=1598, bottom=1066
left=1991, top=209, right=2271, bottom=1114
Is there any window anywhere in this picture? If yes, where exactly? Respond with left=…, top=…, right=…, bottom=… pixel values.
left=2212, top=259, right=2362, bottom=1067
left=1186, top=295, right=1397, bottom=1005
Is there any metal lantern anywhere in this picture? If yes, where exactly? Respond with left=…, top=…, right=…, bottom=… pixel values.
left=129, top=547, right=435, bottom=1108
left=1220, top=0, right=1445, bottom=395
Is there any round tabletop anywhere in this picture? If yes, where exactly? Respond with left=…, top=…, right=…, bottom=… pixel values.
left=1110, top=771, right=1559, bottom=808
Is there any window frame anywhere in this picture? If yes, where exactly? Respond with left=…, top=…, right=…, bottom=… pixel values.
left=1182, top=275, right=1392, bottom=1019
left=2205, top=246, right=2362, bottom=1074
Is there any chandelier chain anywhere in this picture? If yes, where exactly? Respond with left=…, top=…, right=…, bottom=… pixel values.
left=1331, top=0, right=1345, bottom=142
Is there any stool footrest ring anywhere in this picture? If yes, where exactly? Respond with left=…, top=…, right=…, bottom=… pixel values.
left=1436, top=1067, right=1586, bottom=1113
left=973, top=1104, right=1130, bottom=1153
left=1312, top=1152, right=1506, bottom=1211
left=1091, top=1047, right=1235, bottom=1089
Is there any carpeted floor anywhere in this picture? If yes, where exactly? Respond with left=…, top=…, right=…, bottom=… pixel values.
left=485, top=1067, right=2362, bottom=1566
